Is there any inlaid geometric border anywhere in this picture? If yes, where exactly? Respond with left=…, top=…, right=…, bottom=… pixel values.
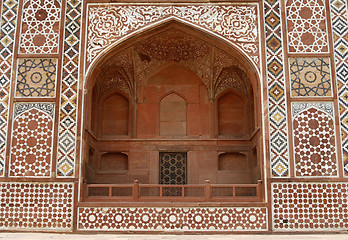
left=330, top=0, right=348, bottom=176
left=0, top=0, right=19, bottom=176
left=86, top=4, right=261, bottom=71
left=272, top=182, right=348, bottom=231
left=78, top=207, right=268, bottom=231
left=264, top=0, right=290, bottom=177
left=57, top=0, right=82, bottom=177
left=0, top=182, right=74, bottom=231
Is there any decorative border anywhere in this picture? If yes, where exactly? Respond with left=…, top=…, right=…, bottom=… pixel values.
left=86, top=4, right=261, bottom=72
left=264, top=0, right=289, bottom=177
left=78, top=207, right=268, bottom=231
left=57, top=0, right=82, bottom=177
left=13, top=102, right=55, bottom=118
left=0, top=0, right=19, bottom=176
left=291, top=102, right=335, bottom=117
left=330, top=0, right=348, bottom=176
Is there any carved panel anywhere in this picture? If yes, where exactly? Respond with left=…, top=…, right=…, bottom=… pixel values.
left=86, top=4, right=260, bottom=69
left=134, top=29, right=210, bottom=62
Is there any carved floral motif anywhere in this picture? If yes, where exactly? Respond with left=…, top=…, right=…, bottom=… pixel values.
left=87, top=4, right=259, bottom=69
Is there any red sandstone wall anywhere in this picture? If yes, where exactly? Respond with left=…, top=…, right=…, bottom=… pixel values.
left=0, top=0, right=347, bottom=233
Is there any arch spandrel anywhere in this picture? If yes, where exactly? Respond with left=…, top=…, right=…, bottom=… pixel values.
left=86, top=3, right=261, bottom=74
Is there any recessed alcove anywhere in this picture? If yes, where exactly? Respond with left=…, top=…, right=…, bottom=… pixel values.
left=83, top=22, right=263, bottom=202
left=160, top=93, right=187, bottom=136
left=101, top=92, right=129, bottom=136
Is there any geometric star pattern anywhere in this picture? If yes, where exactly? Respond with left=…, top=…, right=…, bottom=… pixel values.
left=78, top=207, right=268, bottom=231
left=264, top=0, right=290, bottom=177
left=290, top=58, right=332, bottom=97
left=16, top=58, right=57, bottom=97
left=57, top=0, right=81, bottom=177
left=286, top=0, right=329, bottom=53
left=0, top=0, right=19, bottom=176
left=330, top=0, right=348, bottom=176
left=19, top=0, right=61, bottom=54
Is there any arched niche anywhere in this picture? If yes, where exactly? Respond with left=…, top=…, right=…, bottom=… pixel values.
left=90, top=88, right=130, bottom=138
left=217, top=89, right=254, bottom=138
left=101, top=92, right=129, bottom=136
left=160, top=93, right=187, bottom=136
left=82, top=22, right=264, bottom=198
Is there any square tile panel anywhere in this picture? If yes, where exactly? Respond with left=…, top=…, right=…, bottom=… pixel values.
left=290, top=58, right=332, bottom=97
left=16, top=58, right=57, bottom=97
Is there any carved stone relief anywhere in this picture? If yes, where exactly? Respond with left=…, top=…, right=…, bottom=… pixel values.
left=94, top=29, right=250, bottom=101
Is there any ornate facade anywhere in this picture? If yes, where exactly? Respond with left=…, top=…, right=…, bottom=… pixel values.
left=0, top=0, right=347, bottom=233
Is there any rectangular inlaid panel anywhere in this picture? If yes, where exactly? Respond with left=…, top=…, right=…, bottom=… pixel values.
left=264, top=0, right=290, bottom=177
left=16, top=58, right=57, bottom=98
left=0, top=0, right=19, bottom=176
left=9, top=103, right=54, bottom=177
left=272, top=182, right=348, bottom=231
left=291, top=102, right=338, bottom=177
left=19, top=0, right=62, bottom=54
left=57, top=0, right=82, bottom=177
left=289, top=58, right=332, bottom=97
left=78, top=207, right=267, bottom=231
left=0, top=182, right=74, bottom=231
left=286, top=0, right=329, bottom=53
left=330, top=0, right=348, bottom=176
